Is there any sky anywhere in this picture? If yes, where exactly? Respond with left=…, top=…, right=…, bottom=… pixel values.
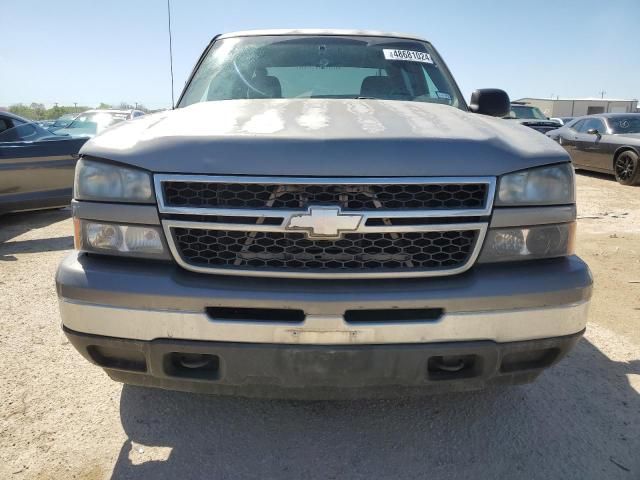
left=1, top=0, right=639, bottom=109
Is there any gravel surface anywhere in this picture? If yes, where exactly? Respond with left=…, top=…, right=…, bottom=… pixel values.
left=1, top=172, right=638, bottom=479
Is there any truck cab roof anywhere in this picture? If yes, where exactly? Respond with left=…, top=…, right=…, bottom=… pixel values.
left=217, top=29, right=428, bottom=42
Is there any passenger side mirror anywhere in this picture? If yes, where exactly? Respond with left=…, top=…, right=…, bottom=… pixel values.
left=469, top=89, right=511, bottom=117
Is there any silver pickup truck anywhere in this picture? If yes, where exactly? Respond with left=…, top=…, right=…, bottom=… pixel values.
left=56, top=29, right=592, bottom=399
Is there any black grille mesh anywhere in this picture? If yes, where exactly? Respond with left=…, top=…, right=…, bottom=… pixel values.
left=163, top=182, right=487, bottom=210
left=173, top=228, right=478, bottom=271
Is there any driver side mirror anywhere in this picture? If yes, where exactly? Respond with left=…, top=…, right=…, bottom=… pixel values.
left=586, top=128, right=600, bottom=136
left=469, top=89, right=510, bottom=117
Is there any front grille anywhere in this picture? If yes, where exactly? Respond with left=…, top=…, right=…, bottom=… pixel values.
left=157, top=175, right=494, bottom=278
left=521, top=123, right=560, bottom=134
left=163, top=182, right=488, bottom=210
left=172, top=228, right=478, bottom=272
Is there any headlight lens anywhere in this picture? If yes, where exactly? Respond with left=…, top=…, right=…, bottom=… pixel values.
left=74, top=158, right=153, bottom=203
left=76, top=219, right=169, bottom=259
left=497, top=164, right=574, bottom=205
left=478, top=222, right=575, bottom=263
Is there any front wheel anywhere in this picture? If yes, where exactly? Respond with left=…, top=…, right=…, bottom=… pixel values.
left=614, top=151, right=640, bottom=186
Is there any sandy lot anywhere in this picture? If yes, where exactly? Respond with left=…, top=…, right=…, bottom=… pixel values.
left=0, top=172, right=638, bottom=479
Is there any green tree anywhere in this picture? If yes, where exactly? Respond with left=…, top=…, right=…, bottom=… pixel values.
left=29, top=102, right=46, bottom=120
left=9, top=103, right=34, bottom=120
left=47, top=105, right=66, bottom=120
left=8, top=103, right=91, bottom=121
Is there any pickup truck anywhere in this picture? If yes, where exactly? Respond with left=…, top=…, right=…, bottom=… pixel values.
left=56, top=29, right=592, bottom=399
left=505, top=102, right=562, bottom=134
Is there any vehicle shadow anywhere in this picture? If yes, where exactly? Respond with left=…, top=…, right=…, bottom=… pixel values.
left=111, top=338, right=639, bottom=479
left=0, top=207, right=71, bottom=260
left=575, top=169, right=616, bottom=183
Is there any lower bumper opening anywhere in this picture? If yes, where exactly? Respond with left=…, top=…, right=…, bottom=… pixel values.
left=345, top=308, right=444, bottom=323
left=206, top=306, right=305, bottom=323
left=87, top=345, right=147, bottom=373
left=427, top=354, right=482, bottom=381
left=164, top=352, right=221, bottom=380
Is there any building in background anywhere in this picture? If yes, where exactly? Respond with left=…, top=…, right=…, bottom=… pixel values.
left=515, top=97, right=638, bottom=117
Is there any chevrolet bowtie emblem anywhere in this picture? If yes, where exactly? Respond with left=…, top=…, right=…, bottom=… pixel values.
left=286, top=206, right=363, bottom=238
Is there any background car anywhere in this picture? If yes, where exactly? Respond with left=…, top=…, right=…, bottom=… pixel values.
left=545, top=113, right=640, bottom=185
left=51, top=109, right=145, bottom=138
left=504, top=102, right=561, bottom=134
left=49, top=113, right=79, bottom=130
left=36, top=119, right=55, bottom=129
left=0, top=111, right=88, bottom=213
left=550, top=116, right=575, bottom=126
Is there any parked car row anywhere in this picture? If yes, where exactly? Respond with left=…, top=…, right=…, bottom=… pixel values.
left=502, top=102, right=639, bottom=186
left=546, top=113, right=640, bottom=185
left=51, top=109, right=145, bottom=137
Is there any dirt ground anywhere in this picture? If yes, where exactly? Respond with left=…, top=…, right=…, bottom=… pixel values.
left=0, top=172, right=638, bottom=479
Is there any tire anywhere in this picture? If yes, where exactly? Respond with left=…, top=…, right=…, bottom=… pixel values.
left=613, top=150, right=640, bottom=186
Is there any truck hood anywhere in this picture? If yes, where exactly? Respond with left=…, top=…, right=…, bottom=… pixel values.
left=83, top=99, right=569, bottom=177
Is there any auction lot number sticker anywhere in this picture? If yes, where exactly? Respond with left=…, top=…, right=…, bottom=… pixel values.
left=383, top=49, right=433, bottom=64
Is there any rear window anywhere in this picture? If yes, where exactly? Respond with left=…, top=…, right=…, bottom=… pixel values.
left=608, top=116, right=640, bottom=134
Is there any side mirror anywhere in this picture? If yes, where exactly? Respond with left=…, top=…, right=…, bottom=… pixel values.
left=469, top=89, right=511, bottom=117
left=586, top=128, right=600, bottom=136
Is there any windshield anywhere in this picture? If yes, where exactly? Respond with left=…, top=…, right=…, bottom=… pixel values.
left=507, top=105, right=548, bottom=120
left=608, top=116, right=640, bottom=134
left=178, top=35, right=464, bottom=109
left=62, top=112, right=128, bottom=135
left=52, top=114, right=77, bottom=128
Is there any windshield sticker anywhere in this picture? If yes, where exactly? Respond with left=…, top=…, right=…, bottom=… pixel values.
left=383, top=49, right=433, bottom=64
left=436, top=91, right=452, bottom=100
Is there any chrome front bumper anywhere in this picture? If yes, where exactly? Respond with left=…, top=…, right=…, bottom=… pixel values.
left=57, top=253, right=592, bottom=345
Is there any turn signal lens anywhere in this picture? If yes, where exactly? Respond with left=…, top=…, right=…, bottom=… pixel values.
left=479, top=223, right=575, bottom=263
left=77, top=220, right=168, bottom=259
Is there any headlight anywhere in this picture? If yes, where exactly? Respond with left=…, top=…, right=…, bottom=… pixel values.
left=75, top=219, right=169, bottom=259
left=497, top=163, right=574, bottom=206
left=478, top=223, right=575, bottom=263
left=74, top=158, right=153, bottom=203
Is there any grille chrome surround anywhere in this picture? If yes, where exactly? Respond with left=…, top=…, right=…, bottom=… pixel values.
left=155, top=175, right=495, bottom=279
left=161, top=178, right=489, bottom=211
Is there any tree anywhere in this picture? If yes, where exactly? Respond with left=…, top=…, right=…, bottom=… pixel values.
left=8, top=103, right=91, bottom=121
left=97, top=102, right=112, bottom=109
left=47, top=105, right=66, bottom=119
left=9, top=104, right=34, bottom=120
left=29, top=102, right=46, bottom=120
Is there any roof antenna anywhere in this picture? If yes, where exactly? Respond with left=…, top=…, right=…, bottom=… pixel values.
left=167, top=0, right=175, bottom=108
